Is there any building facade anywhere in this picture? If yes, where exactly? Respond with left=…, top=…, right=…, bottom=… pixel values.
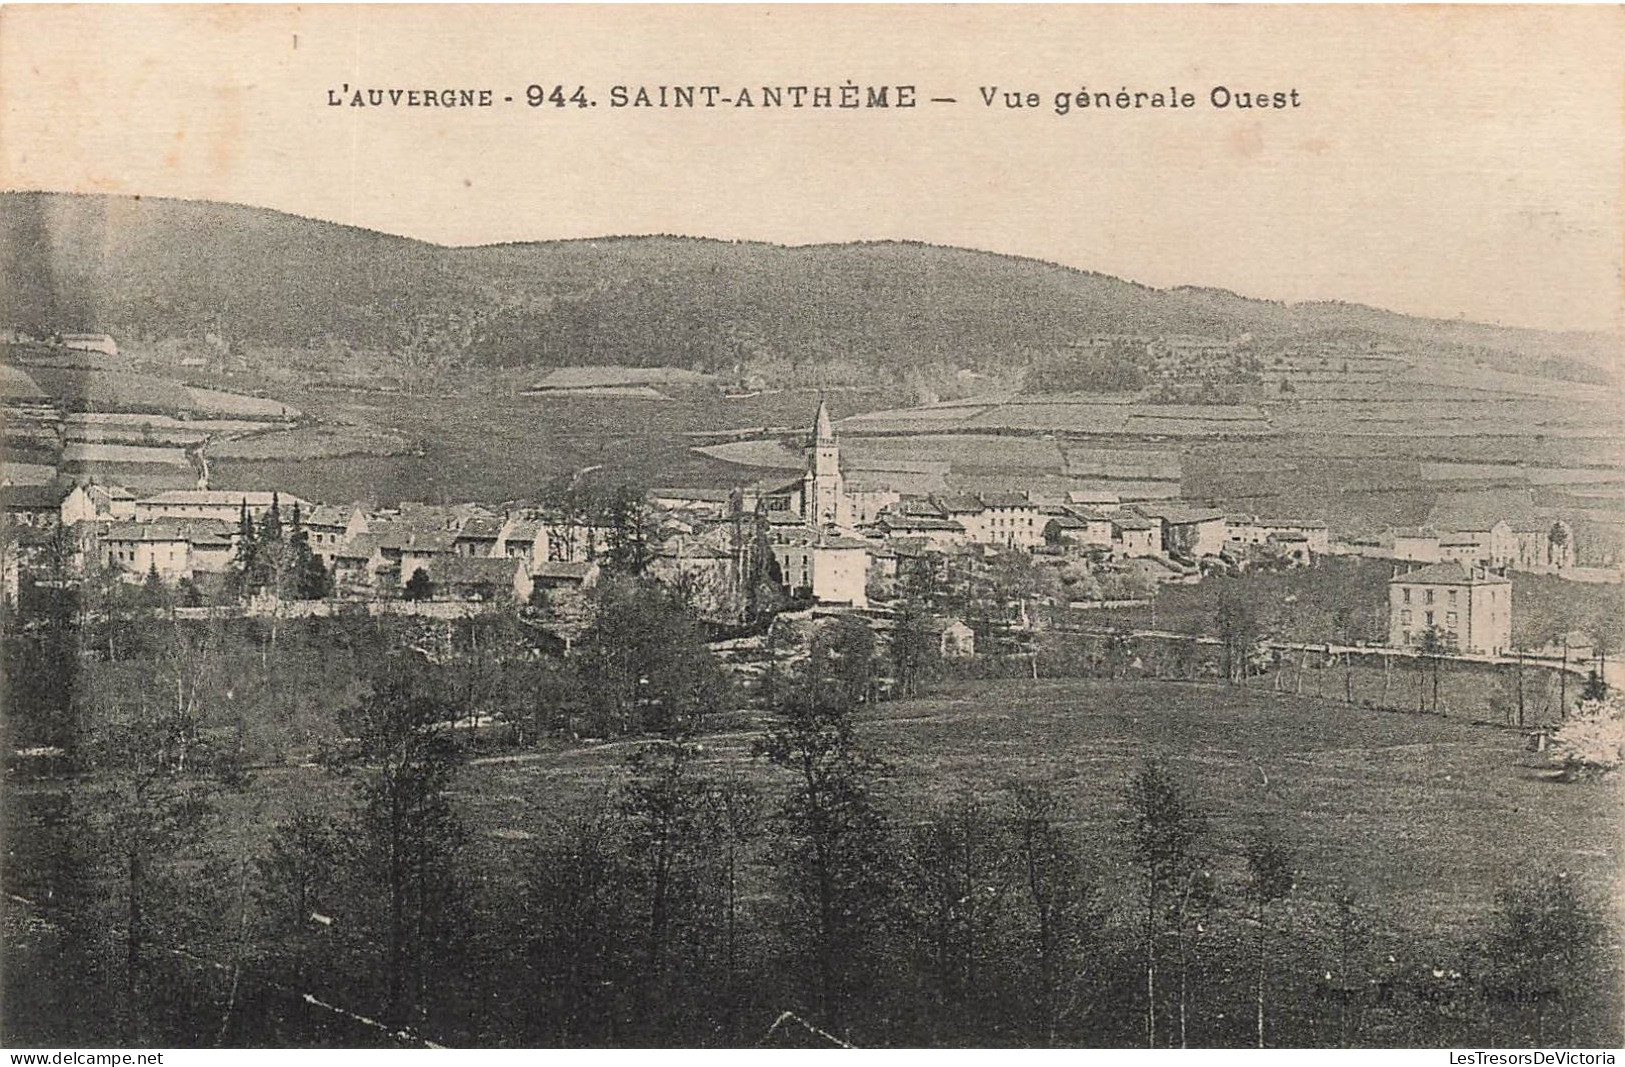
left=1388, top=561, right=1511, bottom=656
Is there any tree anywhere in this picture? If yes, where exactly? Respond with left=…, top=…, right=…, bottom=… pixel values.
left=1481, top=872, right=1606, bottom=1046
left=403, top=567, right=434, bottom=602
left=1123, top=757, right=1207, bottom=1048
left=601, top=484, right=660, bottom=577
left=1580, top=668, right=1608, bottom=703
left=231, top=501, right=260, bottom=596
left=804, top=615, right=880, bottom=710
left=617, top=738, right=714, bottom=1028
left=79, top=613, right=225, bottom=1024
left=888, top=600, right=940, bottom=699
left=904, top=796, right=1013, bottom=1039
left=1244, top=829, right=1296, bottom=1048
left=522, top=795, right=638, bottom=1045
left=755, top=677, right=895, bottom=1033
left=1416, top=625, right=1453, bottom=714
left=298, top=549, right=332, bottom=600
left=1549, top=691, right=1625, bottom=776
left=253, top=803, right=343, bottom=990
left=342, top=666, right=466, bottom=1023
left=702, top=768, right=761, bottom=1041
left=1215, top=583, right=1264, bottom=685
left=571, top=578, right=731, bottom=737
left=1009, top=783, right=1098, bottom=1046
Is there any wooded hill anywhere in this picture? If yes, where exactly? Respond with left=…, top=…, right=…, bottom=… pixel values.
left=3, top=191, right=1616, bottom=384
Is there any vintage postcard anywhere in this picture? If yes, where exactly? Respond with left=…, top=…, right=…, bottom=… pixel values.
left=1, top=3, right=1621, bottom=1052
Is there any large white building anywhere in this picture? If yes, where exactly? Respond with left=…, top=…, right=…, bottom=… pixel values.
left=772, top=528, right=870, bottom=608
left=1388, top=561, right=1511, bottom=656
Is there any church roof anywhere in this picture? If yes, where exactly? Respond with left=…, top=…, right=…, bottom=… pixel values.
left=814, top=399, right=834, bottom=442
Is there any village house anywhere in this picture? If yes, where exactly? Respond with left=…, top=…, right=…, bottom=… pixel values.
left=3, top=483, right=69, bottom=528
left=1264, top=531, right=1313, bottom=567
left=978, top=491, right=1044, bottom=548
left=1435, top=520, right=1514, bottom=568
left=302, top=504, right=370, bottom=560
left=1136, top=504, right=1227, bottom=558
left=1387, top=527, right=1442, bottom=563
left=100, top=522, right=192, bottom=582
left=1509, top=518, right=1575, bottom=570
left=60, top=482, right=137, bottom=526
left=843, top=478, right=903, bottom=528
left=772, top=528, right=871, bottom=608
left=1227, top=515, right=1330, bottom=555
left=330, top=535, right=388, bottom=596
left=453, top=514, right=505, bottom=557
left=1387, top=560, right=1511, bottom=656
left=1111, top=513, right=1162, bottom=558
left=396, top=530, right=460, bottom=588
left=424, top=555, right=534, bottom=604
left=648, top=487, right=736, bottom=519
left=1044, top=507, right=1114, bottom=551
left=97, top=519, right=238, bottom=584
left=494, top=516, right=544, bottom=564
left=871, top=511, right=966, bottom=552
left=531, top=559, right=601, bottom=593
left=865, top=540, right=898, bottom=582
left=933, top=494, right=990, bottom=544
left=648, top=534, right=738, bottom=614
left=181, top=521, right=235, bottom=575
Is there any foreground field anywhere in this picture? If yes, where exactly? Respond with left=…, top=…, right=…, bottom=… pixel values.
left=458, top=678, right=1623, bottom=948
left=5, top=674, right=1620, bottom=1047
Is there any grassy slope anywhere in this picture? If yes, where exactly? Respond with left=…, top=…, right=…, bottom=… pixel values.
left=443, top=677, right=1622, bottom=950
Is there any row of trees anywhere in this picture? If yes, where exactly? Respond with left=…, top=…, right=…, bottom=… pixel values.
left=231, top=496, right=330, bottom=601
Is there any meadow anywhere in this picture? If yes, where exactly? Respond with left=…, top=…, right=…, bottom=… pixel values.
left=351, top=677, right=1622, bottom=950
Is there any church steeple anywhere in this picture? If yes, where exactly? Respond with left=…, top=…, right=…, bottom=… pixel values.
left=802, top=397, right=847, bottom=528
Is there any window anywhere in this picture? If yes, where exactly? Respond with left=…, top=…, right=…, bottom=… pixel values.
left=1400, top=610, right=1412, bottom=626
left=1425, top=611, right=1434, bottom=628
left=1448, top=590, right=1458, bottom=607
left=1402, top=588, right=1411, bottom=604
left=1446, top=612, right=1458, bottom=628
left=1424, top=589, right=1434, bottom=605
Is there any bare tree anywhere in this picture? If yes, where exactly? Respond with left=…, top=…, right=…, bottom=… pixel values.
left=1123, top=757, right=1207, bottom=1048
left=1244, top=829, right=1296, bottom=1048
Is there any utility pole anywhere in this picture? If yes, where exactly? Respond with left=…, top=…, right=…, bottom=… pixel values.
left=1559, top=636, right=1568, bottom=721
left=1516, top=648, right=1525, bottom=729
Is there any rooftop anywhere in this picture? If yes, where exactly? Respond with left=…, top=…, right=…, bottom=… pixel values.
left=427, top=555, right=524, bottom=585
left=140, top=489, right=304, bottom=507
left=3, top=483, right=70, bottom=509
left=1390, top=561, right=1511, bottom=586
left=932, top=494, right=985, bottom=514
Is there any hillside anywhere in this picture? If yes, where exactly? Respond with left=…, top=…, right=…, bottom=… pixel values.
left=3, top=191, right=1617, bottom=384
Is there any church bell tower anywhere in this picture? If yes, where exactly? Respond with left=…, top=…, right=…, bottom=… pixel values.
left=802, top=399, right=847, bottom=528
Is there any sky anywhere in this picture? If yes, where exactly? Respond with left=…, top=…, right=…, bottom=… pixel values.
left=3, top=4, right=1622, bottom=335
